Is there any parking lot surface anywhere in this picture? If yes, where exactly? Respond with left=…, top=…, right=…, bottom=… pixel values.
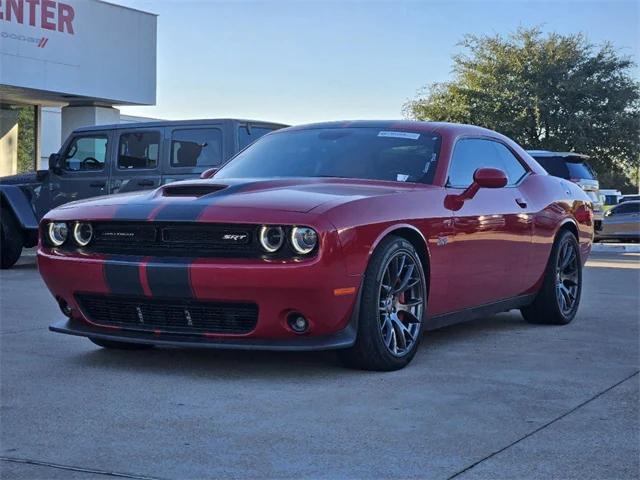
left=1, top=251, right=638, bottom=479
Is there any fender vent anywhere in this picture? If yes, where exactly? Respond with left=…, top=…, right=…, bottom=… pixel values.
left=162, top=185, right=226, bottom=197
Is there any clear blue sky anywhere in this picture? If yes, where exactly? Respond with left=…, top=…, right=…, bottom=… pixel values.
left=113, top=0, right=639, bottom=125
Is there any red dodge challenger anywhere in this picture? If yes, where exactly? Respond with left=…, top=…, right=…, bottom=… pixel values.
left=38, top=121, right=593, bottom=370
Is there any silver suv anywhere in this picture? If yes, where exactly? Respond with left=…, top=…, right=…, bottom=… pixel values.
left=527, top=150, right=604, bottom=227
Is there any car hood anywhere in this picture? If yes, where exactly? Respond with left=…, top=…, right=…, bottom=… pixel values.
left=51, top=177, right=424, bottom=219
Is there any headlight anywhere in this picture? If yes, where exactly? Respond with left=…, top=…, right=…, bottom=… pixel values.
left=73, top=222, right=93, bottom=246
left=291, top=226, right=318, bottom=254
left=259, top=225, right=285, bottom=252
left=47, top=222, right=68, bottom=246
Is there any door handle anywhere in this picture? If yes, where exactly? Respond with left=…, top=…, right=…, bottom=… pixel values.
left=515, top=198, right=527, bottom=208
left=137, top=180, right=155, bottom=186
left=90, top=182, right=105, bottom=188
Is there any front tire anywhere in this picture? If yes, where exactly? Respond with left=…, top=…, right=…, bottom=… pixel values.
left=0, top=210, right=23, bottom=269
left=521, top=229, right=582, bottom=325
left=89, top=338, right=154, bottom=350
left=339, top=236, right=427, bottom=371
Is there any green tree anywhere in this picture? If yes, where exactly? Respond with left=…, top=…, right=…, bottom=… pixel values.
left=17, top=106, right=36, bottom=173
left=404, top=28, right=640, bottom=192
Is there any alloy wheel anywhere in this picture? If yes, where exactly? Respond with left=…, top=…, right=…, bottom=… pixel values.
left=555, top=239, right=579, bottom=316
left=378, top=251, right=424, bottom=356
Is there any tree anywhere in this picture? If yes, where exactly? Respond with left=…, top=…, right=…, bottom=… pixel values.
left=17, top=106, right=36, bottom=173
left=404, top=28, right=640, bottom=192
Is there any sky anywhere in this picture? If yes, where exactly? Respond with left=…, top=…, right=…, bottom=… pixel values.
left=113, top=0, right=639, bottom=126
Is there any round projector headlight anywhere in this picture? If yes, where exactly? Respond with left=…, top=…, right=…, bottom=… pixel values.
left=291, top=226, right=318, bottom=254
left=73, top=222, right=93, bottom=246
left=48, top=222, right=68, bottom=246
left=259, top=225, right=285, bottom=253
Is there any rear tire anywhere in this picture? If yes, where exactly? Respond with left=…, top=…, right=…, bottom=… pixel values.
left=521, top=229, right=582, bottom=325
left=0, top=209, right=24, bottom=269
left=339, top=236, right=427, bottom=371
left=89, top=338, right=154, bottom=350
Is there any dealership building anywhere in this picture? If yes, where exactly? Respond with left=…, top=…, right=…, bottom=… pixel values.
left=0, top=0, right=157, bottom=176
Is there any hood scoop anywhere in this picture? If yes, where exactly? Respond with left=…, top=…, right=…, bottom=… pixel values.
left=162, top=184, right=227, bottom=197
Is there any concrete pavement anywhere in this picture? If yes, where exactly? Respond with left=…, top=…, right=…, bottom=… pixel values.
left=1, top=252, right=638, bottom=479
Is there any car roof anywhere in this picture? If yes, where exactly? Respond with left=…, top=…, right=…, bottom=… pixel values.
left=280, top=120, right=500, bottom=136
left=527, top=150, right=590, bottom=160
left=73, top=118, right=289, bottom=133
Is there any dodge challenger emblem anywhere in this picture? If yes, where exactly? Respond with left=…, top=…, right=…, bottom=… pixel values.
left=136, top=306, right=144, bottom=324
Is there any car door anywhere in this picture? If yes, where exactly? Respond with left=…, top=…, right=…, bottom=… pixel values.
left=109, top=129, right=162, bottom=194
left=161, top=126, right=226, bottom=185
left=47, top=132, right=112, bottom=210
left=444, top=137, right=533, bottom=311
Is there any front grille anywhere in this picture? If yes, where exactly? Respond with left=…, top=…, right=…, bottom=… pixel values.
left=88, top=222, right=257, bottom=257
left=76, top=293, right=258, bottom=335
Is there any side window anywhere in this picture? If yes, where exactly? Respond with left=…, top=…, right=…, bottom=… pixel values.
left=63, top=135, right=108, bottom=171
left=448, top=138, right=526, bottom=187
left=238, top=125, right=274, bottom=150
left=448, top=139, right=497, bottom=187
left=118, top=131, right=160, bottom=170
left=491, top=143, right=527, bottom=185
left=170, top=129, right=223, bottom=168
left=612, top=203, right=639, bottom=215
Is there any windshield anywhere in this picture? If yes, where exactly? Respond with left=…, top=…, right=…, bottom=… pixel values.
left=216, top=127, right=441, bottom=184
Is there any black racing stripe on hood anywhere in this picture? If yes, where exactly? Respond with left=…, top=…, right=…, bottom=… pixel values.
left=104, top=257, right=144, bottom=296
left=145, top=258, right=193, bottom=298
left=113, top=203, right=161, bottom=221
left=152, top=183, right=255, bottom=222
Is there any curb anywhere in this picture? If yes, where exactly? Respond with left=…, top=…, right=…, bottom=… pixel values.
left=591, top=243, right=640, bottom=253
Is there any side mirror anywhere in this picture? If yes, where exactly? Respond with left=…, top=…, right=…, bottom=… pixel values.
left=48, top=153, right=63, bottom=174
left=200, top=167, right=218, bottom=179
left=445, top=167, right=508, bottom=211
left=473, top=168, right=508, bottom=189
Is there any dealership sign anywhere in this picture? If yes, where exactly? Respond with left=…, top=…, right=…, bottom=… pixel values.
left=0, top=0, right=75, bottom=34
left=0, top=0, right=156, bottom=105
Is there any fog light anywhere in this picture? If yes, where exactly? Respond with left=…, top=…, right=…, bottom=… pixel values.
left=57, top=298, right=72, bottom=318
left=287, top=313, right=309, bottom=334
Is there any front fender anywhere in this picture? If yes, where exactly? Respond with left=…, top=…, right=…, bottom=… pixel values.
left=0, top=185, right=38, bottom=231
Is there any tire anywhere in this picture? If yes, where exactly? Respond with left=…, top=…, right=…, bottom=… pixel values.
left=0, top=209, right=24, bottom=269
left=521, top=229, right=582, bottom=325
left=339, top=236, right=427, bottom=371
left=89, top=338, right=154, bottom=350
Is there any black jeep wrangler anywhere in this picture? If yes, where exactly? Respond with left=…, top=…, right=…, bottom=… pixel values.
left=0, top=118, right=286, bottom=268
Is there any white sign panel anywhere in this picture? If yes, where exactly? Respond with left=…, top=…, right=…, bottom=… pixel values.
left=0, top=0, right=156, bottom=105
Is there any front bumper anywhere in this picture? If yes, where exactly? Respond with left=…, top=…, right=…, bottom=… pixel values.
left=38, top=244, right=361, bottom=347
left=50, top=317, right=357, bottom=351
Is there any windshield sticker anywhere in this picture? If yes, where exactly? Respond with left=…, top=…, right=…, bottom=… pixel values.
left=378, top=131, right=420, bottom=140
left=396, top=174, right=410, bottom=182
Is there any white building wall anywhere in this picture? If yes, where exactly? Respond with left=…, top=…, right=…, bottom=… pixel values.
left=0, top=0, right=157, bottom=105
